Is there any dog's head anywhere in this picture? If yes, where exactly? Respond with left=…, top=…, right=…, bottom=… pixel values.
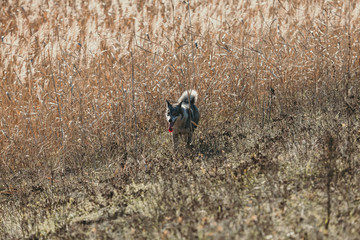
left=166, top=100, right=182, bottom=132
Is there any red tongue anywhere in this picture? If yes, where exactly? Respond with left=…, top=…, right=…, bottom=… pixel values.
left=168, top=122, right=174, bottom=132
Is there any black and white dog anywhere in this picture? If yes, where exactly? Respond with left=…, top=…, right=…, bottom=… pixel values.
left=166, top=90, right=200, bottom=149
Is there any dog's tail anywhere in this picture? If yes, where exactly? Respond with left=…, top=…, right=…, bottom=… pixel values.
left=178, top=90, right=198, bottom=104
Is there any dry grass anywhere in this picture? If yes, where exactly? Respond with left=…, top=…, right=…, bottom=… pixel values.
left=1, top=0, right=360, bottom=239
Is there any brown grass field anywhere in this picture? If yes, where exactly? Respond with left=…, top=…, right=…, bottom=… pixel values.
left=1, top=0, right=360, bottom=239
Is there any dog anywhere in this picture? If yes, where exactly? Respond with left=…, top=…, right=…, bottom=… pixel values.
left=166, top=90, right=200, bottom=149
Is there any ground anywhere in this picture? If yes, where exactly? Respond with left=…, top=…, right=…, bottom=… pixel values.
left=2, top=105, right=360, bottom=239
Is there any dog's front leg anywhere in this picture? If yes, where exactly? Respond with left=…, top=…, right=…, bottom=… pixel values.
left=186, top=133, right=192, bottom=148
left=172, top=133, right=179, bottom=151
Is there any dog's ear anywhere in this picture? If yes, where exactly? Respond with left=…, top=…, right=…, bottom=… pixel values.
left=166, top=100, right=171, bottom=107
left=177, top=101, right=182, bottom=108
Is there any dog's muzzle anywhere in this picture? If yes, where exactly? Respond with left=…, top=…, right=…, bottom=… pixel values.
left=168, top=121, right=175, bottom=132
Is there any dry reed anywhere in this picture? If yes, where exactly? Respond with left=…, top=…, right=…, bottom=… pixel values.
left=0, top=0, right=359, bottom=176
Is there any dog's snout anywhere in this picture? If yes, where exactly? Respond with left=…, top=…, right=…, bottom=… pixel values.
left=168, top=119, right=172, bottom=123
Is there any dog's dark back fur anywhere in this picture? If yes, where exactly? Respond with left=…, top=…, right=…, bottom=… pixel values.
left=178, top=90, right=199, bottom=130
left=186, top=103, right=199, bottom=130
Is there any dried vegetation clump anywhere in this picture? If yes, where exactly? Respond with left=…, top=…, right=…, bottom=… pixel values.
left=1, top=0, right=360, bottom=239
